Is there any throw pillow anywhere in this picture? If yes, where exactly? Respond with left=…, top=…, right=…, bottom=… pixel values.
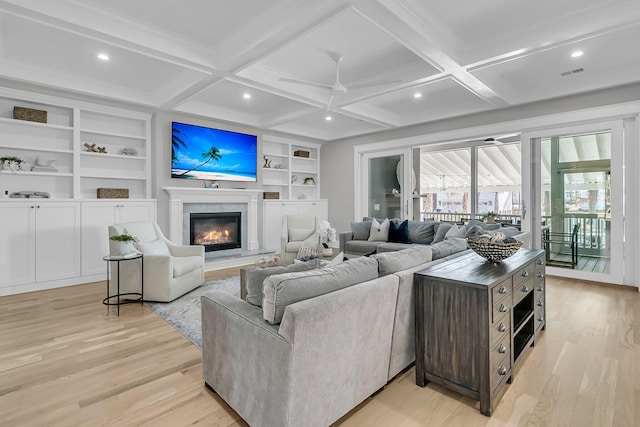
left=388, top=219, right=410, bottom=243
left=134, top=239, right=170, bottom=256
left=351, top=220, right=373, bottom=240
left=289, top=227, right=314, bottom=241
left=432, top=222, right=452, bottom=243
left=445, top=224, right=466, bottom=240
left=326, top=251, right=344, bottom=266
left=368, top=218, right=390, bottom=242
left=464, top=224, right=483, bottom=238
left=300, top=232, right=320, bottom=250
left=408, top=221, right=436, bottom=244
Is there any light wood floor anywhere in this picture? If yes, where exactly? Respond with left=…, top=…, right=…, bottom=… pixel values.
left=1, top=269, right=638, bottom=426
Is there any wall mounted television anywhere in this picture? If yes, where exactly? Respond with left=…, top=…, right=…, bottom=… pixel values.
left=171, top=121, right=257, bottom=182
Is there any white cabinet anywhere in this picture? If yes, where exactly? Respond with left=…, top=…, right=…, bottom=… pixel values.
left=262, top=136, right=321, bottom=201
left=81, top=200, right=156, bottom=276
left=0, top=88, right=151, bottom=199
left=262, top=200, right=328, bottom=252
left=0, top=201, right=81, bottom=289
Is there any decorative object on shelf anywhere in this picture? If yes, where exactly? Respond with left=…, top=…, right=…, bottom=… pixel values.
left=83, top=143, right=107, bottom=153
left=120, top=148, right=137, bottom=156
left=293, top=150, right=310, bottom=158
left=32, top=156, right=57, bottom=172
left=109, top=233, right=138, bottom=255
left=35, top=156, right=54, bottom=167
left=291, top=174, right=298, bottom=184
left=9, top=191, right=50, bottom=198
left=263, top=191, right=279, bottom=199
left=483, top=211, right=498, bottom=223
left=263, top=155, right=272, bottom=168
left=13, top=106, right=47, bottom=123
left=273, top=163, right=285, bottom=169
left=303, top=177, right=315, bottom=185
left=467, top=231, right=523, bottom=262
left=97, top=188, right=129, bottom=199
left=0, top=156, right=24, bottom=172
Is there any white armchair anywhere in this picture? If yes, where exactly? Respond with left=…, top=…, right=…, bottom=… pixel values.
left=108, top=221, right=205, bottom=302
left=280, top=214, right=322, bottom=264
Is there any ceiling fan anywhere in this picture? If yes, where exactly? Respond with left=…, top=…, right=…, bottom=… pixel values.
left=279, top=51, right=401, bottom=110
left=484, top=137, right=504, bottom=145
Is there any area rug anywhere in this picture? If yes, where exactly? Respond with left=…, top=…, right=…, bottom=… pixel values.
left=145, top=276, right=240, bottom=349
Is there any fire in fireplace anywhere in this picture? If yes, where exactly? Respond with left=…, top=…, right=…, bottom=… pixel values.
left=190, top=212, right=241, bottom=252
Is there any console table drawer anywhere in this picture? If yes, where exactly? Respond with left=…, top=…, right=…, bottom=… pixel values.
left=492, top=298, right=511, bottom=323
left=491, top=312, right=510, bottom=346
left=535, top=306, right=545, bottom=331
left=513, top=278, right=534, bottom=305
left=492, top=278, right=511, bottom=304
left=490, top=335, right=510, bottom=366
left=513, top=263, right=535, bottom=287
left=491, top=351, right=511, bottom=393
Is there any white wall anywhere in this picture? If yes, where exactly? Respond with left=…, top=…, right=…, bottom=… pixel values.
left=321, top=82, right=640, bottom=234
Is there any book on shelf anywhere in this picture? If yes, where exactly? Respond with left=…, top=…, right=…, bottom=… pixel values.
left=31, top=165, right=58, bottom=172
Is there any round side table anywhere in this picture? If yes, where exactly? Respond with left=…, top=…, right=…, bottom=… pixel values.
left=103, top=253, right=144, bottom=316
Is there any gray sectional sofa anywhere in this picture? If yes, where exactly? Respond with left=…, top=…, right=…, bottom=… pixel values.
left=340, top=218, right=530, bottom=258
left=201, top=242, right=470, bottom=427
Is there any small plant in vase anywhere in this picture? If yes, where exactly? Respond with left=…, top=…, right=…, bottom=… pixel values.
left=109, top=233, right=138, bottom=255
left=0, top=156, right=24, bottom=172
left=483, top=211, right=498, bottom=223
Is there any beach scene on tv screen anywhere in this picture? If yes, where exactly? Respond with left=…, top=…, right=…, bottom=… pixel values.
left=172, top=122, right=257, bottom=182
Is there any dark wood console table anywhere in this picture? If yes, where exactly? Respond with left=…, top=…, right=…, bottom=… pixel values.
left=414, top=248, right=545, bottom=416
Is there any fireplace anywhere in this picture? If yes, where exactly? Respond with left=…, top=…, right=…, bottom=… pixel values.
left=190, top=212, right=241, bottom=252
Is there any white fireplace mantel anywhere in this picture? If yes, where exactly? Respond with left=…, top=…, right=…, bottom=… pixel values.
left=163, top=187, right=261, bottom=250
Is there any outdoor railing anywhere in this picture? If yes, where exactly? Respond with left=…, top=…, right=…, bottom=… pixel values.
left=542, top=214, right=609, bottom=251
left=420, top=212, right=522, bottom=226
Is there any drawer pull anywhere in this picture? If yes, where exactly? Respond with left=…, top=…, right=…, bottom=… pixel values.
left=498, top=344, right=507, bottom=354
left=537, top=285, right=544, bottom=292
left=522, top=285, right=529, bottom=293
left=537, top=315, right=544, bottom=322
left=498, top=366, right=507, bottom=376
left=536, top=272, right=544, bottom=278
left=498, top=323, right=507, bottom=333
left=498, top=286, right=507, bottom=294
left=537, top=259, right=544, bottom=265
left=537, top=300, right=544, bottom=307
left=499, top=303, right=508, bottom=313
left=521, top=271, right=529, bottom=277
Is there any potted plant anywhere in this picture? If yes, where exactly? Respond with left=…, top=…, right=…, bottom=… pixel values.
left=0, top=156, right=24, bottom=171
left=109, top=233, right=138, bottom=255
left=483, top=211, right=498, bottom=224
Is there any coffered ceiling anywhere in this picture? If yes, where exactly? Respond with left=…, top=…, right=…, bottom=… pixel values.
left=1, top=0, right=639, bottom=141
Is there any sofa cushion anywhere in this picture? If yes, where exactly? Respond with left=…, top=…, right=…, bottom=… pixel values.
left=344, top=240, right=381, bottom=255
left=430, top=237, right=469, bottom=260
left=368, top=218, right=390, bottom=242
left=134, top=239, right=170, bottom=256
left=407, top=221, right=436, bottom=244
left=123, top=222, right=157, bottom=243
left=482, top=223, right=501, bottom=230
left=388, top=219, right=410, bottom=243
left=173, top=256, right=202, bottom=277
left=371, top=246, right=433, bottom=276
left=376, top=242, right=415, bottom=253
left=289, top=227, right=314, bottom=241
left=245, top=261, right=318, bottom=307
left=351, top=220, right=373, bottom=240
left=432, top=222, right=452, bottom=243
left=262, top=256, right=379, bottom=324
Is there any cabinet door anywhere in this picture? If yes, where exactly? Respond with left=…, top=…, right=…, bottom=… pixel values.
left=35, top=202, right=81, bottom=282
left=81, top=202, right=118, bottom=276
left=118, top=201, right=156, bottom=223
left=263, top=201, right=299, bottom=252
left=298, top=200, right=328, bottom=220
left=0, top=204, right=36, bottom=288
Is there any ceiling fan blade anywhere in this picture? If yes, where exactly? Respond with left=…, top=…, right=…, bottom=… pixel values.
left=484, top=138, right=504, bottom=145
left=279, top=77, right=332, bottom=90
left=347, top=79, right=403, bottom=90
left=327, top=93, right=335, bottom=111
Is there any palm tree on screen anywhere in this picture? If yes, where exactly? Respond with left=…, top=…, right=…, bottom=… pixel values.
left=176, top=146, right=222, bottom=176
left=172, top=128, right=187, bottom=164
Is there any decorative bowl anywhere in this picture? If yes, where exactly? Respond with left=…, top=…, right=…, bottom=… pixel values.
left=467, top=237, right=523, bottom=262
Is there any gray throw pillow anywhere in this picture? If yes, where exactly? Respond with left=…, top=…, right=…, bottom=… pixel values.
left=464, top=224, right=483, bottom=238
left=482, top=223, right=500, bottom=230
left=351, top=220, right=373, bottom=240
left=371, top=246, right=433, bottom=276
left=432, top=222, right=452, bottom=244
left=245, top=261, right=317, bottom=307
left=407, top=221, right=436, bottom=244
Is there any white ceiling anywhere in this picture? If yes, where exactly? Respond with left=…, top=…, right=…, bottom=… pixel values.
left=1, top=0, right=639, bottom=141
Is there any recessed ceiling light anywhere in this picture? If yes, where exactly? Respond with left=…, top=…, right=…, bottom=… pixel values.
left=243, top=93, right=251, bottom=100
left=325, top=115, right=332, bottom=121
left=97, top=53, right=110, bottom=61
left=571, top=50, right=583, bottom=58
left=413, top=92, right=422, bottom=99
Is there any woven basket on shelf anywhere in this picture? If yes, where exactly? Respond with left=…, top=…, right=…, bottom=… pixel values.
left=467, top=238, right=523, bottom=262
left=13, top=106, right=47, bottom=123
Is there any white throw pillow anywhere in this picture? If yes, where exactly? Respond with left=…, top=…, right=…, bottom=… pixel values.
left=300, top=232, right=320, bottom=249
left=445, top=224, right=466, bottom=240
left=134, top=239, right=170, bottom=256
left=368, top=218, right=390, bottom=242
left=326, top=251, right=344, bottom=266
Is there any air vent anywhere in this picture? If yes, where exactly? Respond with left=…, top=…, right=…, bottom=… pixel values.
left=561, top=68, right=585, bottom=77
